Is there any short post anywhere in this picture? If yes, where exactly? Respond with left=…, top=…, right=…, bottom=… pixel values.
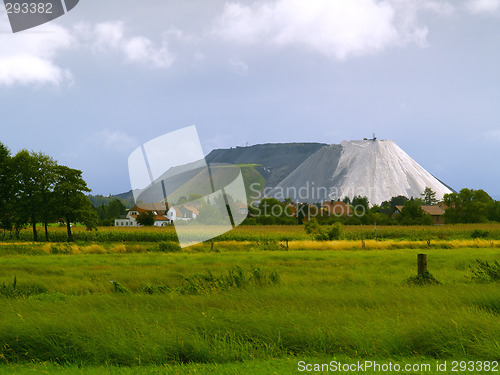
left=210, top=240, right=214, bottom=251
left=361, top=240, right=365, bottom=249
left=286, top=239, right=289, bottom=251
left=417, top=254, right=428, bottom=275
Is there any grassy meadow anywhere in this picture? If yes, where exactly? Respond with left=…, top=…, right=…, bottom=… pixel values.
left=0, top=225, right=499, bottom=374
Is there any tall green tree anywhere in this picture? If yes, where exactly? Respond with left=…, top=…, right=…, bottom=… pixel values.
left=39, top=158, right=57, bottom=241
left=0, top=143, right=13, bottom=233
left=52, top=165, right=97, bottom=241
left=488, top=200, right=500, bottom=222
left=421, top=187, right=438, bottom=205
left=95, top=199, right=126, bottom=226
left=11, top=150, right=56, bottom=241
left=107, top=199, right=126, bottom=220
left=444, top=188, right=493, bottom=223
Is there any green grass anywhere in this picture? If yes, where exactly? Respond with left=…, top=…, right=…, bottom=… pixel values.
left=0, top=247, right=499, bottom=368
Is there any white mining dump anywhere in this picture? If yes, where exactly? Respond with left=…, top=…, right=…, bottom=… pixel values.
left=267, top=139, right=453, bottom=205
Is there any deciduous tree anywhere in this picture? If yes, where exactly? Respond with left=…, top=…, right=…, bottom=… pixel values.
left=0, top=143, right=13, bottom=233
left=52, top=165, right=97, bottom=241
left=444, top=188, right=493, bottom=223
left=136, top=211, right=155, bottom=226
left=11, top=150, right=56, bottom=241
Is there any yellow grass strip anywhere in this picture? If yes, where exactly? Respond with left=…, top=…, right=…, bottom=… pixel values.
left=287, top=239, right=500, bottom=251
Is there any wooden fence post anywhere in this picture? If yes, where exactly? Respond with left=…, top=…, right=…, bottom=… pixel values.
left=286, top=239, right=288, bottom=251
left=417, top=254, right=428, bottom=275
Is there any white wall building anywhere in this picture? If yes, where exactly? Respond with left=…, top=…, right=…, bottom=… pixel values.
left=114, top=204, right=199, bottom=227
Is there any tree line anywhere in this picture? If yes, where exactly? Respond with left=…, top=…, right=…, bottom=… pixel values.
left=0, top=142, right=97, bottom=241
left=243, top=187, right=500, bottom=225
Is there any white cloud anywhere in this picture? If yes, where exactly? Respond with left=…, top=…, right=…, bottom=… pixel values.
left=0, top=14, right=73, bottom=86
left=481, top=129, right=500, bottom=141
left=229, top=56, right=249, bottom=75
left=163, top=26, right=199, bottom=43
left=94, top=21, right=125, bottom=49
left=465, top=0, right=500, bottom=14
left=0, top=16, right=176, bottom=88
left=96, top=129, right=138, bottom=153
left=212, top=0, right=432, bottom=60
left=420, top=1, right=455, bottom=16
left=80, top=21, right=174, bottom=69
left=0, top=56, right=71, bottom=86
left=123, top=37, right=173, bottom=68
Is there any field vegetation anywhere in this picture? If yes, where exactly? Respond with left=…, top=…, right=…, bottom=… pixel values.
left=0, top=224, right=498, bottom=374
left=3, top=223, right=500, bottom=243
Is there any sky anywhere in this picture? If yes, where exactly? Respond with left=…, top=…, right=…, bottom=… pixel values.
left=0, top=0, right=499, bottom=198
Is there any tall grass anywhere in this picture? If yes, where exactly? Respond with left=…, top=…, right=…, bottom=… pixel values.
left=0, top=248, right=499, bottom=365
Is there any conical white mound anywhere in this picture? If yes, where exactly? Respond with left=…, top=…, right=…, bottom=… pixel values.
left=267, top=139, right=453, bottom=205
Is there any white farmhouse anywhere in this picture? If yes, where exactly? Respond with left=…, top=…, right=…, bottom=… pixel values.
left=114, top=202, right=199, bottom=227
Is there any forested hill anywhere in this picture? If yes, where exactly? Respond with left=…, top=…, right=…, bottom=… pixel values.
left=88, top=193, right=134, bottom=209
left=205, top=143, right=326, bottom=187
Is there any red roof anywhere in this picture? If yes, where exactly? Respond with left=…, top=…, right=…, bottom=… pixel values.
left=183, top=204, right=200, bottom=216
left=394, top=205, right=445, bottom=216
left=421, top=205, right=445, bottom=216
left=321, top=201, right=352, bottom=216
left=131, top=202, right=167, bottom=213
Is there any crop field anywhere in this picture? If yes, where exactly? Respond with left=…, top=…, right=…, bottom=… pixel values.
left=0, top=225, right=499, bottom=374
left=3, top=223, right=500, bottom=242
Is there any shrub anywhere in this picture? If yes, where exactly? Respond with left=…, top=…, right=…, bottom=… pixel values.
left=158, top=241, right=182, bottom=252
left=0, top=277, right=48, bottom=298
left=178, top=267, right=280, bottom=295
left=110, top=281, right=129, bottom=293
left=327, top=222, right=343, bottom=240
left=141, top=284, right=170, bottom=294
left=251, top=267, right=279, bottom=285
left=471, top=229, right=489, bottom=239
left=304, top=218, right=320, bottom=235
left=470, top=259, right=500, bottom=283
left=405, top=271, right=441, bottom=286
left=305, top=219, right=344, bottom=241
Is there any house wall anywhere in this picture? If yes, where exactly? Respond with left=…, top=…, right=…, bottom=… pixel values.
left=432, top=215, right=445, bottom=225
left=154, top=221, right=171, bottom=227
left=115, top=219, right=136, bottom=227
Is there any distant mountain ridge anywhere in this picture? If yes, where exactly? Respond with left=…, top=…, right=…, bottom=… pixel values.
left=205, top=143, right=326, bottom=188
